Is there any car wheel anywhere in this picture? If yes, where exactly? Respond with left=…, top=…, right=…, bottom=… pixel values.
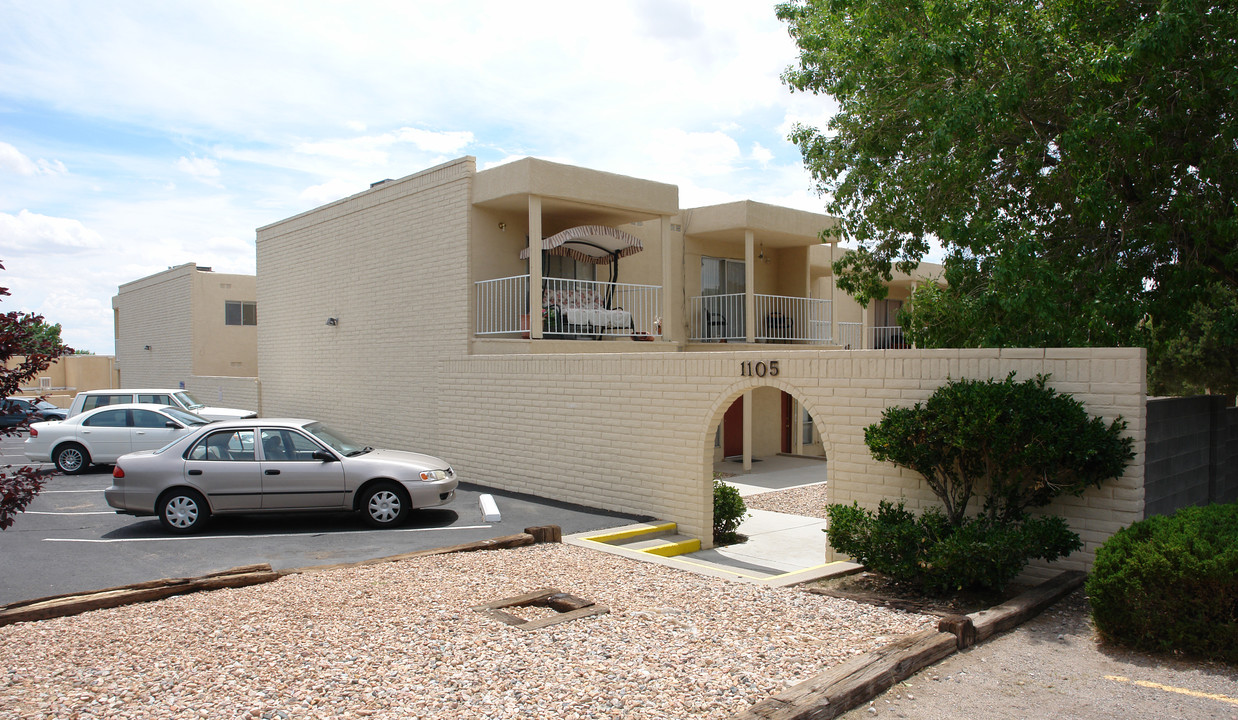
left=361, top=482, right=410, bottom=528
left=54, top=443, right=90, bottom=474
left=158, top=489, right=210, bottom=534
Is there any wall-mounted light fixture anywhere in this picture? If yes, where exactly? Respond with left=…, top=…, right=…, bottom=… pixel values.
left=498, top=222, right=507, bottom=231
left=143, top=345, right=152, bottom=351
left=326, top=317, right=339, bottom=326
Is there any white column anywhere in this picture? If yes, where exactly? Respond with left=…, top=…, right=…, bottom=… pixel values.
left=742, top=389, right=753, bottom=471
left=528, top=195, right=543, bottom=340
left=744, top=230, right=755, bottom=344
left=660, top=215, right=675, bottom=341
left=792, top=397, right=804, bottom=455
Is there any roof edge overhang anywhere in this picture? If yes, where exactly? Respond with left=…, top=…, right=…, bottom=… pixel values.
left=473, top=157, right=679, bottom=218
left=684, top=200, right=838, bottom=248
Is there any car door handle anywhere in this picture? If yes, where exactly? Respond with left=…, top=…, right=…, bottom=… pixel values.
left=188, top=469, right=203, bottom=476
left=265, top=469, right=280, bottom=475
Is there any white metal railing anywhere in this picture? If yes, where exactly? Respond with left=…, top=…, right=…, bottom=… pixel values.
left=475, top=275, right=530, bottom=336
left=836, top=322, right=863, bottom=349
left=689, top=294, right=833, bottom=343
left=755, top=294, right=832, bottom=343
left=475, top=275, right=661, bottom=338
left=872, top=325, right=909, bottom=349
left=689, top=294, right=745, bottom=341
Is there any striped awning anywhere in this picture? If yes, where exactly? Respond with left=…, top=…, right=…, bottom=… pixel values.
left=519, top=225, right=644, bottom=265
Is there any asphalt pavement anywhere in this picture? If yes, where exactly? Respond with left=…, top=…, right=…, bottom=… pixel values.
left=0, top=432, right=645, bottom=605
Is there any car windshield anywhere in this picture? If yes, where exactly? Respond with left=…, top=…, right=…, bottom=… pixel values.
left=162, top=407, right=211, bottom=426
left=34, top=400, right=58, bottom=411
left=303, top=422, right=370, bottom=456
left=173, top=391, right=205, bottom=410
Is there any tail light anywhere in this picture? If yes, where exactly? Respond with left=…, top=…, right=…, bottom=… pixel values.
left=112, top=466, right=125, bottom=479
left=29, top=427, right=37, bottom=438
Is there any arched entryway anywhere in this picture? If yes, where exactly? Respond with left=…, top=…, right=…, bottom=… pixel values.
left=699, top=379, right=833, bottom=549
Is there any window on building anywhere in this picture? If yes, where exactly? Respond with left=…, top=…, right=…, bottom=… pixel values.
left=802, top=407, right=814, bottom=445
left=225, top=301, right=257, bottom=326
left=539, top=254, right=596, bottom=281
left=872, top=298, right=903, bottom=327
left=700, top=257, right=745, bottom=296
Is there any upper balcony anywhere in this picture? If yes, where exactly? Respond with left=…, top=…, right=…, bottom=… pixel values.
left=466, top=158, right=936, bottom=354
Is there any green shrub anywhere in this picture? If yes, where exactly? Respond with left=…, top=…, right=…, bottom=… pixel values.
left=1086, top=503, right=1238, bottom=662
left=864, top=373, right=1134, bottom=524
left=713, top=479, right=749, bottom=545
left=827, top=500, right=1082, bottom=594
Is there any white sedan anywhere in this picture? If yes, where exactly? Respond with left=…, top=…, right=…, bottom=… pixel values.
left=25, top=403, right=212, bottom=474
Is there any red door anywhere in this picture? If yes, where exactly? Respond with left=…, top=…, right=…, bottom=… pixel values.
left=723, top=396, right=744, bottom=457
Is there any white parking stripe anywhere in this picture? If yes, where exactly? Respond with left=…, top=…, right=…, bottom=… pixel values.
left=44, top=524, right=492, bottom=543
left=38, top=490, right=106, bottom=494
left=25, top=511, right=117, bottom=516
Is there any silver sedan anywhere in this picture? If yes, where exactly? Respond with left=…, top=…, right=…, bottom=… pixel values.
left=105, top=419, right=458, bottom=533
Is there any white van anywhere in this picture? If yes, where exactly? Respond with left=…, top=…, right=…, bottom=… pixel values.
left=67, top=389, right=257, bottom=421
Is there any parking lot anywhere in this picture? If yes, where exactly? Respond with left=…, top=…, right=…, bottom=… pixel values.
left=0, top=433, right=645, bottom=605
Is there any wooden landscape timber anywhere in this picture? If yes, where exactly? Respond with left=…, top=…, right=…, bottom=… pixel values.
left=0, top=564, right=280, bottom=627
left=0, top=526, right=565, bottom=627
left=733, top=570, right=1087, bottom=720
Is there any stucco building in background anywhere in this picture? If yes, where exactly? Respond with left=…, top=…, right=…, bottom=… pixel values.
left=251, top=156, right=1145, bottom=571
left=9, top=354, right=117, bottom=408
left=111, top=262, right=260, bottom=411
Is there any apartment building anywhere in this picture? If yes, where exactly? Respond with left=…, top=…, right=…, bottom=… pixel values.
left=252, top=157, right=1145, bottom=568
left=112, top=263, right=260, bottom=411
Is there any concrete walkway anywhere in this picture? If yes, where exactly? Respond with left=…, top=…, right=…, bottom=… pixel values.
left=564, top=454, right=849, bottom=585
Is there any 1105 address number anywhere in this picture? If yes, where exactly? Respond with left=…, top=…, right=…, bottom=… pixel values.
left=740, top=360, right=779, bottom=377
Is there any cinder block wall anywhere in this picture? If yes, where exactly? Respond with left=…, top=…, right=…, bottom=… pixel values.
left=256, top=158, right=473, bottom=446
left=437, top=347, right=1146, bottom=573
left=1146, top=396, right=1238, bottom=513
left=114, top=264, right=194, bottom=387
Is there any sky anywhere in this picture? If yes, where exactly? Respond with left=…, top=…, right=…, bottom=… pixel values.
left=0, top=0, right=840, bottom=355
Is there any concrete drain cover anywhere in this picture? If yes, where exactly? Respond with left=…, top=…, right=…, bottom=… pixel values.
left=471, top=587, right=609, bottom=630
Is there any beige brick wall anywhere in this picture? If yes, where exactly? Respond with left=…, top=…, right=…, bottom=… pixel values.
left=113, top=264, right=194, bottom=386
left=256, top=158, right=474, bottom=442
left=434, top=347, right=1144, bottom=573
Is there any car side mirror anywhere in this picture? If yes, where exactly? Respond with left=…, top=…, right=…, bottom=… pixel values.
left=312, top=450, right=337, bottom=462
left=166, top=421, right=183, bottom=429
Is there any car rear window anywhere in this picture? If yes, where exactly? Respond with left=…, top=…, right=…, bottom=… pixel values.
left=82, top=394, right=133, bottom=412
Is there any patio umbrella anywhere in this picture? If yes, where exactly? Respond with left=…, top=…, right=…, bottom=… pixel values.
left=520, top=225, right=644, bottom=306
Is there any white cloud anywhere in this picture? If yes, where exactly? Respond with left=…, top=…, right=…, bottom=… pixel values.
left=751, top=142, right=774, bottom=167
left=0, top=0, right=845, bottom=354
left=0, top=210, right=105, bottom=253
left=299, top=178, right=364, bottom=206
left=176, top=155, right=221, bottom=179
left=296, top=127, right=474, bottom=165
left=0, top=142, right=67, bottom=176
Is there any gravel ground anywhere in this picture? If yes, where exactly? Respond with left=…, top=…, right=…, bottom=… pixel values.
left=0, top=543, right=934, bottom=720
left=743, top=483, right=829, bottom=519
left=837, top=590, right=1238, bottom=720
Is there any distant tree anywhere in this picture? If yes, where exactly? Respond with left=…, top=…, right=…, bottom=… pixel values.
left=778, top=0, right=1238, bottom=394
left=0, top=262, right=73, bottom=530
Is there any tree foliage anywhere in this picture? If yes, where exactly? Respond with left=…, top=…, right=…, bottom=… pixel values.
left=778, top=0, right=1238, bottom=393
left=864, top=374, right=1134, bottom=525
left=0, top=262, right=73, bottom=530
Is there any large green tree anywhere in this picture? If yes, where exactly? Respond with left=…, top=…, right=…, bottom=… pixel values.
left=777, top=0, right=1237, bottom=394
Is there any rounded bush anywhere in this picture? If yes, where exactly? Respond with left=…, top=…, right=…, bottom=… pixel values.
left=1086, top=503, right=1238, bottom=662
left=826, top=500, right=1081, bottom=594
left=713, top=479, right=749, bottom=545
